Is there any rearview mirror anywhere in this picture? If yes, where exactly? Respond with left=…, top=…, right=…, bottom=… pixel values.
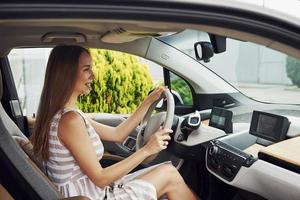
left=194, top=42, right=214, bottom=63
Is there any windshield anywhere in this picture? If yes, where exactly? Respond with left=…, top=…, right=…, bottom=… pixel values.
left=159, top=29, right=300, bottom=105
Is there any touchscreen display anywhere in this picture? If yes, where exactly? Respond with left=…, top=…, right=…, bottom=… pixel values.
left=211, top=115, right=225, bottom=126
left=249, top=111, right=290, bottom=142
left=257, top=114, right=277, bottom=137
left=209, top=107, right=233, bottom=133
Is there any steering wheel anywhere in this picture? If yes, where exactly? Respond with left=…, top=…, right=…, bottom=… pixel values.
left=136, top=89, right=175, bottom=163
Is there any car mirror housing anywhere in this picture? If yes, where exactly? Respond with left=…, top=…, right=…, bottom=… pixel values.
left=194, top=41, right=214, bottom=63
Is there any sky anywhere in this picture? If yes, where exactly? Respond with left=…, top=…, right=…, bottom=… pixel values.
left=235, top=0, right=300, bottom=19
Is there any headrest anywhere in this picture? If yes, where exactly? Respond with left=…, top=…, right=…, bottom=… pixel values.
left=0, top=69, right=3, bottom=100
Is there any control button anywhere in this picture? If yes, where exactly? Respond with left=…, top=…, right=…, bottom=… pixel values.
left=177, top=134, right=185, bottom=142
left=231, top=165, right=237, bottom=171
left=210, top=158, right=218, bottom=169
left=244, top=157, right=256, bottom=167
left=208, top=146, right=219, bottom=156
left=223, top=167, right=233, bottom=178
left=226, top=168, right=232, bottom=175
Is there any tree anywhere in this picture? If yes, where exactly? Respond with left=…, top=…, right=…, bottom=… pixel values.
left=77, top=49, right=154, bottom=113
left=286, top=56, right=300, bottom=87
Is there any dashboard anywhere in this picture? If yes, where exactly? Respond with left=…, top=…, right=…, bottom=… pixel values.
left=204, top=108, right=300, bottom=200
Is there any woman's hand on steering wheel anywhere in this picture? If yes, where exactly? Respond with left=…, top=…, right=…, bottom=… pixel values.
left=144, top=86, right=167, bottom=105
left=142, top=128, right=173, bottom=156
left=136, top=88, right=174, bottom=163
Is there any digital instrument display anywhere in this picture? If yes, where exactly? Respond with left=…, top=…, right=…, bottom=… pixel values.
left=249, top=111, right=290, bottom=142
left=209, top=107, right=233, bottom=133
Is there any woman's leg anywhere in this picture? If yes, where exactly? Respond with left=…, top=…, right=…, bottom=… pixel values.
left=138, top=164, right=199, bottom=200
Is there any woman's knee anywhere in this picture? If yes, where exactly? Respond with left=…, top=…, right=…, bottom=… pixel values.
left=158, top=164, right=184, bottom=183
left=138, top=164, right=186, bottom=197
left=159, top=164, right=177, bottom=173
left=140, top=164, right=183, bottom=186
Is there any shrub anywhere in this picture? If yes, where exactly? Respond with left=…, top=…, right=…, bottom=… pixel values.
left=286, top=56, right=300, bottom=87
left=171, top=79, right=192, bottom=105
left=77, top=49, right=154, bottom=113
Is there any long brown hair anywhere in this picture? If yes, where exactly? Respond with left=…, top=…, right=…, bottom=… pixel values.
left=31, top=45, right=90, bottom=162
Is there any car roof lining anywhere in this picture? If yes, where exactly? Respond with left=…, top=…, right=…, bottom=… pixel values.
left=0, top=20, right=299, bottom=59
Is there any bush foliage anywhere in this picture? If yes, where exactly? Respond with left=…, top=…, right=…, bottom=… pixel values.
left=77, top=49, right=153, bottom=113
left=286, top=56, right=300, bottom=87
left=171, top=79, right=192, bottom=105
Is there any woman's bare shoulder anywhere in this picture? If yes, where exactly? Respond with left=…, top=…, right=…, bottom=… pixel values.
left=58, top=111, right=86, bottom=139
left=61, top=110, right=82, bottom=123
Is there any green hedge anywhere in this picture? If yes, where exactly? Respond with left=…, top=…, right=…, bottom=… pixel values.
left=286, top=56, right=300, bottom=87
left=77, top=49, right=153, bottom=113
left=171, top=79, right=192, bottom=105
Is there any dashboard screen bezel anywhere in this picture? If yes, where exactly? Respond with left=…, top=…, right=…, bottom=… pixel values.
left=249, top=111, right=290, bottom=142
left=209, top=107, right=233, bottom=133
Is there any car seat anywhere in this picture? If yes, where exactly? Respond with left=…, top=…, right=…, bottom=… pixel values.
left=0, top=69, right=89, bottom=200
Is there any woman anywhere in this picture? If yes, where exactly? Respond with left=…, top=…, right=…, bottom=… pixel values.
left=31, top=45, right=198, bottom=200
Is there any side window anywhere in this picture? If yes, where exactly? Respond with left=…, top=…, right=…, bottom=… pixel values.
left=135, top=58, right=194, bottom=107
left=8, top=48, right=51, bottom=116
left=8, top=48, right=166, bottom=115
left=77, top=49, right=165, bottom=114
left=140, top=58, right=164, bottom=87
left=170, top=72, right=193, bottom=106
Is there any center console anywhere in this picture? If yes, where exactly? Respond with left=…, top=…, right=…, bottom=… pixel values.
left=205, top=110, right=300, bottom=200
left=207, top=139, right=256, bottom=181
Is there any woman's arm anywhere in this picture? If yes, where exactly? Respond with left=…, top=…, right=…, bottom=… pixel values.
left=58, top=111, right=171, bottom=188
left=89, top=87, right=165, bottom=143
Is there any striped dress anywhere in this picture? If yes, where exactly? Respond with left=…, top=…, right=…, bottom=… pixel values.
left=46, top=108, right=163, bottom=200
